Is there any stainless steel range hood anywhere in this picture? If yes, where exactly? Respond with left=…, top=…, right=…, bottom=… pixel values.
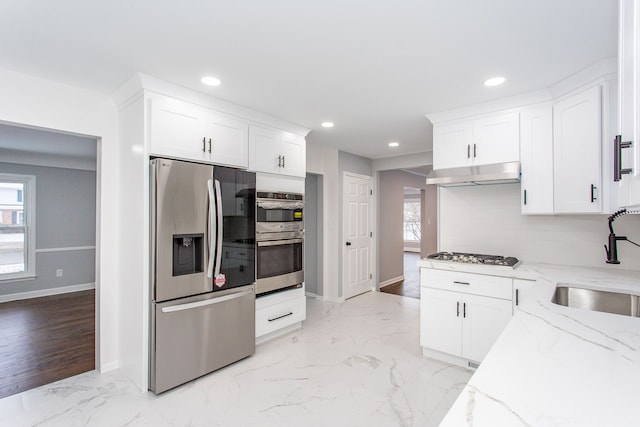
left=425, top=161, right=520, bottom=186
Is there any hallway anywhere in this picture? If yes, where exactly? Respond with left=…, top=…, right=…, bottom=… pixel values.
left=380, top=252, right=421, bottom=299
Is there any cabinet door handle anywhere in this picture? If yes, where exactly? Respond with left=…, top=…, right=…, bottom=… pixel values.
left=202, top=137, right=206, bottom=152
left=516, top=289, right=520, bottom=306
left=463, top=302, right=467, bottom=318
left=456, top=301, right=460, bottom=317
left=277, top=155, right=282, bottom=167
left=268, top=312, right=293, bottom=322
left=282, top=155, right=285, bottom=168
left=523, top=189, right=527, bottom=206
left=208, top=138, right=212, bottom=153
left=590, top=184, right=597, bottom=203
left=614, top=135, right=633, bottom=181
left=467, top=144, right=470, bottom=159
left=473, top=143, right=477, bottom=158
left=453, top=280, right=470, bottom=286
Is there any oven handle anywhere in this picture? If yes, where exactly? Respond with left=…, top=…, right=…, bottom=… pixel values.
left=206, top=179, right=215, bottom=279
left=214, top=179, right=223, bottom=277
left=257, top=201, right=304, bottom=210
left=257, top=238, right=303, bottom=247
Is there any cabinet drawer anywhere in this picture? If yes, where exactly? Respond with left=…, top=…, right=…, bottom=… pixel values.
left=256, top=295, right=306, bottom=338
left=421, top=269, right=512, bottom=300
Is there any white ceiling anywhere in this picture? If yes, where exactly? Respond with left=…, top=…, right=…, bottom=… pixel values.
left=0, top=0, right=617, bottom=160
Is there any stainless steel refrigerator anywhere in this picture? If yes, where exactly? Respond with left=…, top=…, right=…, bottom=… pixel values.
left=149, top=158, right=256, bottom=394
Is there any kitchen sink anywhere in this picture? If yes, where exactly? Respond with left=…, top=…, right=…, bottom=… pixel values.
left=551, top=284, right=640, bottom=317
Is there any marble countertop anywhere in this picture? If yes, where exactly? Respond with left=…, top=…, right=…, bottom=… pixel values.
left=418, top=260, right=640, bottom=426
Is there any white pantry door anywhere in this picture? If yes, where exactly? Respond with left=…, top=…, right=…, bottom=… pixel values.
left=342, top=173, right=372, bottom=299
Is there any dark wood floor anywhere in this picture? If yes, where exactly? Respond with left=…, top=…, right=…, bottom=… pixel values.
left=0, top=290, right=95, bottom=399
left=380, top=252, right=421, bottom=299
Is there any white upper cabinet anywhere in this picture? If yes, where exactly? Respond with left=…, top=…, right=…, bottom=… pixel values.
left=149, top=95, right=208, bottom=162
left=433, top=121, right=473, bottom=170
left=149, top=95, right=248, bottom=168
left=432, top=112, right=519, bottom=170
left=471, top=112, right=520, bottom=166
left=553, top=86, right=602, bottom=213
left=520, top=106, right=554, bottom=214
left=616, top=0, right=640, bottom=208
left=206, top=113, right=248, bottom=168
left=249, top=125, right=306, bottom=178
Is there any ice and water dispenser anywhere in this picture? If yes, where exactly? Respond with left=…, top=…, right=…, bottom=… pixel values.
left=172, top=234, right=204, bottom=276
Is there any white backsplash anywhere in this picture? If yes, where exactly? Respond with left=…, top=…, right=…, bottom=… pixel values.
left=439, top=183, right=640, bottom=271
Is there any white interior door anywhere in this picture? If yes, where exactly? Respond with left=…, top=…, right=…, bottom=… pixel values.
left=342, top=173, right=372, bottom=299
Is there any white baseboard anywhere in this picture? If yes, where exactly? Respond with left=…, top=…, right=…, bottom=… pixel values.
left=99, top=360, right=120, bottom=373
left=403, top=247, right=421, bottom=253
left=379, top=276, right=404, bottom=288
left=0, top=282, right=96, bottom=303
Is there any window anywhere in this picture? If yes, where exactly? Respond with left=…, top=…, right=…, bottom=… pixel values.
left=0, top=174, right=36, bottom=280
left=403, top=198, right=421, bottom=242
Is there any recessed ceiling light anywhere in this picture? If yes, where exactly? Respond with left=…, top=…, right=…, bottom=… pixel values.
left=201, top=76, right=222, bottom=86
left=484, top=76, right=506, bottom=87
left=388, top=142, right=399, bottom=147
left=321, top=122, right=334, bottom=128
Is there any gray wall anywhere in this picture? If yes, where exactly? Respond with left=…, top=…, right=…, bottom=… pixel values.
left=378, top=169, right=437, bottom=285
left=0, top=162, right=96, bottom=296
left=304, top=173, right=324, bottom=296
left=338, top=151, right=373, bottom=297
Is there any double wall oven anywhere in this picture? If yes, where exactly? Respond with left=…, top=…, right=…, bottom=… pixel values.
left=255, top=191, right=304, bottom=295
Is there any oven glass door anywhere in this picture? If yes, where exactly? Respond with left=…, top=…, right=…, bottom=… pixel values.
left=256, top=206, right=303, bottom=223
left=257, top=239, right=303, bottom=279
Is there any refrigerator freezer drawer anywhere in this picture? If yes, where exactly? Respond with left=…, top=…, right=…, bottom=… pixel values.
left=150, top=285, right=255, bottom=394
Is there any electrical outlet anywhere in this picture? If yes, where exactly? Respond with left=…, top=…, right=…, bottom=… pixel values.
left=56, top=269, right=63, bottom=277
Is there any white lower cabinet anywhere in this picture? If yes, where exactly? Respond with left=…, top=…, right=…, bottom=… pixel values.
left=255, top=287, right=306, bottom=343
left=420, top=268, right=513, bottom=367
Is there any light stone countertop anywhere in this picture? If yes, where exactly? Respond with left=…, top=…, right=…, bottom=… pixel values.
left=417, top=259, right=640, bottom=426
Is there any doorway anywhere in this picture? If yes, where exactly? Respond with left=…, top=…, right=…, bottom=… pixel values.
left=304, top=173, right=323, bottom=298
left=377, top=167, right=436, bottom=299
left=0, top=123, right=97, bottom=398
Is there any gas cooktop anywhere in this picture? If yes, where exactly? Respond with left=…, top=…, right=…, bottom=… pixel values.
left=426, top=252, right=520, bottom=267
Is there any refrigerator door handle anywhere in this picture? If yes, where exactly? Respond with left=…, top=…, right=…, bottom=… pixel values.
left=207, top=179, right=215, bottom=278
left=214, top=179, right=224, bottom=277
left=161, top=289, right=253, bottom=313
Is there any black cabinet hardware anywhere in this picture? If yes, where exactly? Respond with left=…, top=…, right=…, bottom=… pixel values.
left=614, top=135, right=633, bottom=182
left=202, top=137, right=206, bottom=152
left=456, top=301, right=460, bottom=317
left=591, top=184, right=597, bottom=203
left=268, top=312, right=293, bottom=322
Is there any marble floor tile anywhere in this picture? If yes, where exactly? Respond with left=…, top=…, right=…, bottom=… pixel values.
left=0, top=291, right=472, bottom=427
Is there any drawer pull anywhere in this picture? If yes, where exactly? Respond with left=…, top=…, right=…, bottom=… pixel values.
left=268, top=312, right=293, bottom=322
left=453, top=281, right=470, bottom=286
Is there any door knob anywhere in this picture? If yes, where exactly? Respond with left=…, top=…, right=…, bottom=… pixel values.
left=345, top=241, right=352, bottom=246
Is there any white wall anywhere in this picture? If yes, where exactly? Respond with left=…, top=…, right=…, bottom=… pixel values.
left=0, top=68, right=120, bottom=371
left=439, top=184, right=640, bottom=271
left=306, top=141, right=340, bottom=301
